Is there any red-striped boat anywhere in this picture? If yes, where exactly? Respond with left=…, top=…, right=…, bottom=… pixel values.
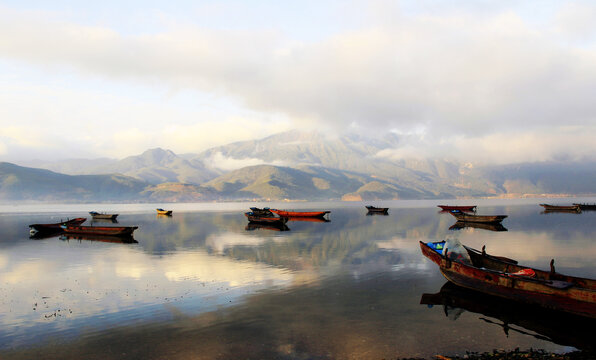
left=438, top=205, right=477, bottom=212
left=270, top=209, right=330, bottom=218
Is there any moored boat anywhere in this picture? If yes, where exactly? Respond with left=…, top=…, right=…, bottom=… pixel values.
left=270, top=209, right=330, bottom=218
left=365, top=206, right=389, bottom=214
left=62, top=225, right=138, bottom=236
left=539, top=204, right=580, bottom=212
left=156, top=208, right=173, bottom=216
left=244, top=212, right=288, bottom=225
left=438, top=205, right=477, bottom=212
left=448, top=211, right=507, bottom=223
left=29, top=217, right=87, bottom=236
left=89, top=211, right=119, bottom=220
left=420, top=240, right=596, bottom=318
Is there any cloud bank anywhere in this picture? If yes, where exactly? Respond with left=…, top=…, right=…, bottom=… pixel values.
left=0, top=1, right=595, bottom=163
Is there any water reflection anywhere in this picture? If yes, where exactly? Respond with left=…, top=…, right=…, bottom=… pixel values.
left=421, top=282, right=596, bottom=352
left=59, top=234, right=138, bottom=244
left=449, top=221, right=508, bottom=232
left=0, top=201, right=595, bottom=358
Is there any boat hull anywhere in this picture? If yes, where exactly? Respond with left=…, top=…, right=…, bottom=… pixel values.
left=365, top=206, right=389, bottom=214
left=539, top=204, right=580, bottom=212
left=63, top=225, right=138, bottom=236
left=420, top=241, right=596, bottom=318
left=438, top=205, right=476, bottom=212
left=156, top=209, right=173, bottom=216
left=89, top=212, right=119, bottom=220
left=245, top=213, right=288, bottom=225
left=574, top=203, right=596, bottom=211
left=29, top=217, right=87, bottom=235
left=270, top=209, right=330, bottom=218
left=449, top=212, right=507, bottom=223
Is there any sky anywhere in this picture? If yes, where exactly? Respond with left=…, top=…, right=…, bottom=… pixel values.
left=1, top=0, right=596, bottom=164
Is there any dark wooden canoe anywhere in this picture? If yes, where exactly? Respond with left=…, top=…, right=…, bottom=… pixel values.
left=89, top=211, right=119, bottom=220
left=29, top=217, right=87, bottom=235
left=448, top=211, right=507, bottom=223
left=421, top=282, right=596, bottom=352
left=270, top=209, right=330, bottom=218
left=244, top=212, right=288, bottom=225
left=63, top=225, right=138, bottom=236
left=539, top=204, right=580, bottom=212
left=420, top=241, right=596, bottom=318
left=365, top=206, right=389, bottom=214
left=438, top=205, right=477, bottom=212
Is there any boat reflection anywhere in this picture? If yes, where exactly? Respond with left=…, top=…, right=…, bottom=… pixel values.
left=420, top=282, right=596, bottom=351
left=541, top=209, right=583, bottom=215
left=245, top=223, right=290, bottom=232
left=59, top=234, right=138, bottom=244
left=449, top=221, right=508, bottom=232
left=90, top=218, right=119, bottom=224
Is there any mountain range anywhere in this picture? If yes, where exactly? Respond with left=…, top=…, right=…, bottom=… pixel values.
left=4, top=130, right=596, bottom=202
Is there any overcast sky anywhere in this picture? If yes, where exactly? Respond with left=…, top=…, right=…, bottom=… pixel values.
left=1, top=0, right=595, bottom=164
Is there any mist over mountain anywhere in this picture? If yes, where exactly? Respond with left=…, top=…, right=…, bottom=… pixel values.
left=4, top=130, right=596, bottom=202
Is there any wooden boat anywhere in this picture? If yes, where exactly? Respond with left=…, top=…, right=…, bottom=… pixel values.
left=62, top=225, right=138, bottom=236
left=448, top=221, right=507, bottom=232
left=244, top=212, right=288, bottom=225
left=420, top=240, right=596, bottom=318
left=249, top=207, right=274, bottom=216
left=573, top=203, right=596, bottom=211
left=421, top=282, right=596, bottom=352
left=437, top=205, right=476, bottom=212
left=270, top=209, right=330, bottom=218
left=29, top=217, right=87, bottom=236
left=448, top=211, right=507, bottom=223
left=156, top=208, right=173, bottom=216
left=539, top=204, right=580, bottom=212
left=89, top=211, right=119, bottom=220
left=365, top=206, right=389, bottom=214
left=60, top=234, right=138, bottom=244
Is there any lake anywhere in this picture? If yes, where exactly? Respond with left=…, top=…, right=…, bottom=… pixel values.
left=1, top=199, right=595, bottom=359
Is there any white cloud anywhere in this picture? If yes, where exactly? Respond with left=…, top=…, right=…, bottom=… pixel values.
left=1, top=2, right=596, bottom=163
left=205, top=151, right=287, bottom=171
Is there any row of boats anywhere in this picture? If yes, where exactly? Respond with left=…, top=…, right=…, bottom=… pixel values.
left=423, top=202, right=596, bottom=325
left=244, top=205, right=390, bottom=226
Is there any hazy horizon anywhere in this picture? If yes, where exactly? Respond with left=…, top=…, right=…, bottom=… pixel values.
left=2, top=1, right=596, bottom=165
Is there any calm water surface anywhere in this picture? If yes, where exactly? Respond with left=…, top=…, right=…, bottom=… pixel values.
left=1, top=199, right=595, bottom=359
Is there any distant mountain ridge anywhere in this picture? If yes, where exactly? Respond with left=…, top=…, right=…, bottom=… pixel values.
left=4, top=130, right=596, bottom=202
